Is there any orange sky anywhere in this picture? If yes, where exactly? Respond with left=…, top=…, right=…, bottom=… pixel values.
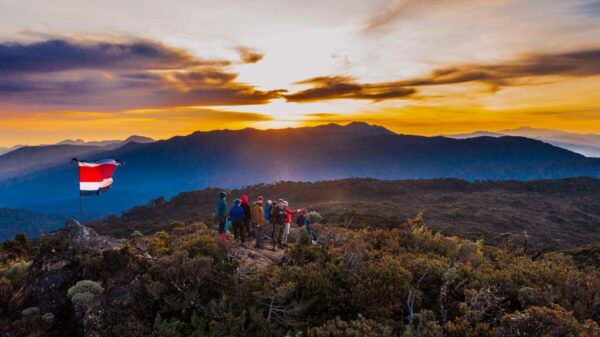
left=1, top=0, right=600, bottom=146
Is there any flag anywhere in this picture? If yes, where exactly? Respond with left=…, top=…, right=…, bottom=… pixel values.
left=73, top=159, right=122, bottom=196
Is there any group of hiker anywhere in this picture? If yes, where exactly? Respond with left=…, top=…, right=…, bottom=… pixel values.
left=216, top=192, right=313, bottom=250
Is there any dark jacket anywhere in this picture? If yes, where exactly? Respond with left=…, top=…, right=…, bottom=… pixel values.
left=229, top=205, right=245, bottom=222
left=296, top=213, right=307, bottom=226
left=241, top=194, right=252, bottom=220
left=241, top=203, right=251, bottom=221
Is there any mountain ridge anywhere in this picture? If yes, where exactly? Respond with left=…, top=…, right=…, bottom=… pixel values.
left=445, top=127, right=600, bottom=157
left=1, top=123, right=599, bottom=217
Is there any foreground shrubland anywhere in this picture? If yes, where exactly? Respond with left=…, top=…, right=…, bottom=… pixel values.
left=1, top=216, right=599, bottom=337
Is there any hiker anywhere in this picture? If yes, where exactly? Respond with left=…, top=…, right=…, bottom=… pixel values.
left=216, top=191, right=228, bottom=239
left=281, top=200, right=299, bottom=246
left=302, top=209, right=318, bottom=242
left=240, top=194, right=252, bottom=239
left=229, top=199, right=246, bottom=244
left=264, top=200, right=272, bottom=241
left=296, top=209, right=307, bottom=228
left=271, top=199, right=286, bottom=250
left=264, top=199, right=272, bottom=223
left=252, top=196, right=266, bottom=248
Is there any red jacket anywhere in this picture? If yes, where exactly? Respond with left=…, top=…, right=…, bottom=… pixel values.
left=284, top=206, right=297, bottom=224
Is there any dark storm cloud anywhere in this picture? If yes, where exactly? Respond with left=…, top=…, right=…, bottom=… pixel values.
left=286, top=48, right=600, bottom=102
left=236, top=46, right=264, bottom=64
left=0, top=39, right=228, bottom=74
left=0, top=38, right=282, bottom=111
left=284, top=76, right=416, bottom=102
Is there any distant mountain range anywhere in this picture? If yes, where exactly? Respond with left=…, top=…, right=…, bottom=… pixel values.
left=0, top=135, right=153, bottom=156
left=55, top=135, right=154, bottom=148
left=446, top=127, right=600, bottom=157
left=0, top=207, right=68, bottom=242
left=0, top=135, right=153, bottom=180
left=0, top=144, right=24, bottom=156
left=1, top=122, right=600, bottom=219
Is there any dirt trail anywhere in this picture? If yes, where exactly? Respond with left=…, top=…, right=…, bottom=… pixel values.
left=230, top=243, right=286, bottom=272
left=250, top=246, right=285, bottom=263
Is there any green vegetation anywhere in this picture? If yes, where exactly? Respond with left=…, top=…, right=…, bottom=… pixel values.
left=92, top=178, right=600, bottom=250
left=1, top=211, right=599, bottom=336
left=67, top=280, right=104, bottom=306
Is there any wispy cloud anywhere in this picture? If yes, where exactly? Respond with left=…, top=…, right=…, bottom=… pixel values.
left=236, top=46, right=264, bottom=64
left=363, top=0, right=482, bottom=32
left=284, top=75, right=415, bottom=102
left=364, top=0, right=409, bottom=32
left=396, top=47, right=600, bottom=89
left=286, top=47, right=600, bottom=102
left=576, top=0, right=600, bottom=16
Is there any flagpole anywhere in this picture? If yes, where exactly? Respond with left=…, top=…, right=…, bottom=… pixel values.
left=79, top=195, right=83, bottom=224
left=72, top=157, right=84, bottom=224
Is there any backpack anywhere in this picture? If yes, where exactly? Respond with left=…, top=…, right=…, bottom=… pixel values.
left=274, top=205, right=286, bottom=224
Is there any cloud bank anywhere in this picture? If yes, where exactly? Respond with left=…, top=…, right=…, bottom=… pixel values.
left=0, top=38, right=281, bottom=111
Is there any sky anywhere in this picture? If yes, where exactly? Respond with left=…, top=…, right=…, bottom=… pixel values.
left=1, top=0, right=600, bottom=146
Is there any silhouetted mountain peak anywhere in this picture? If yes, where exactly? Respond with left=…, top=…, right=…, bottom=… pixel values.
left=185, top=122, right=394, bottom=139
left=122, top=135, right=154, bottom=144
left=303, top=122, right=395, bottom=136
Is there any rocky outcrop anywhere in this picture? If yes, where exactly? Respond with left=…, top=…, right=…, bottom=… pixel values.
left=8, top=220, right=145, bottom=337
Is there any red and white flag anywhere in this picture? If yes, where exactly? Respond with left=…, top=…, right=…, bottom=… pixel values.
left=73, top=159, right=122, bottom=196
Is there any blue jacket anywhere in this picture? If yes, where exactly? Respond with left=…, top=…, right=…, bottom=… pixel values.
left=229, top=205, right=245, bottom=222
left=217, top=196, right=228, bottom=219
left=264, top=205, right=271, bottom=220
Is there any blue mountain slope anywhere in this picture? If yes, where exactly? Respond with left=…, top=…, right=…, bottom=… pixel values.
left=1, top=124, right=599, bottom=217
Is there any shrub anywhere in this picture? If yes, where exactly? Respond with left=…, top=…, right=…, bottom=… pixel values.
left=41, top=312, right=55, bottom=322
left=130, top=230, right=144, bottom=240
left=306, top=211, right=324, bottom=225
left=496, top=304, right=600, bottom=337
left=21, top=306, right=39, bottom=317
left=349, top=255, right=411, bottom=319
left=309, top=315, right=393, bottom=337
left=67, top=280, right=104, bottom=306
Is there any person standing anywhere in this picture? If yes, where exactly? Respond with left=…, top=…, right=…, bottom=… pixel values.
left=264, top=200, right=272, bottom=223
left=271, top=199, right=285, bottom=250
left=240, top=194, right=252, bottom=239
left=299, top=209, right=317, bottom=242
left=216, top=192, right=228, bottom=239
left=296, top=209, right=307, bottom=228
left=282, top=200, right=299, bottom=247
left=252, top=196, right=266, bottom=248
left=229, top=199, right=246, bottom=244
